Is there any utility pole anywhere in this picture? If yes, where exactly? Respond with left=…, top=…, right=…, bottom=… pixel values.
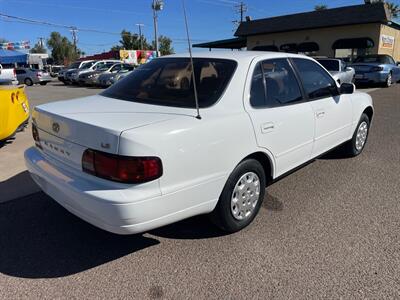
left=70, top=26, right=78, bottom=53
left=136, top=23, right=145, bottom=49
left=235, top=1, right=247, bottom=23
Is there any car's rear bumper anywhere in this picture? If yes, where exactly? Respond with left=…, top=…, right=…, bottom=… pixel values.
left=25, top=147, right=218, bottom=235
left=354, top=71, right=388, bottom=84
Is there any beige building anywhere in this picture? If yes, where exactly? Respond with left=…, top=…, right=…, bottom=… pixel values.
left=194, top=2, right=400, bottom=62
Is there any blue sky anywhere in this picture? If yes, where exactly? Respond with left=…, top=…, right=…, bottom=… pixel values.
left=0, top=0, right=399, bottom=54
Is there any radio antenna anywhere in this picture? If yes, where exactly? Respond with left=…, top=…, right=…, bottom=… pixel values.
left=182, top=0, right=201, bottom=120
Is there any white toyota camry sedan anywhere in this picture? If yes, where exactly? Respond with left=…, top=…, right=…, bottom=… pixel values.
left=25, top=51, right=373, bottom=234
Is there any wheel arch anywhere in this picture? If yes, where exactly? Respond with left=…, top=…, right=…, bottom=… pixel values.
left=363, top=106, right=374, bottom=122
left=241, top=151, right=274, bottom=184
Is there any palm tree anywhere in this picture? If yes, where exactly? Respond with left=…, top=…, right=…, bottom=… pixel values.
left=372, top=0, right=400, bottom=19
left=314, top=4, right=328, bottom=11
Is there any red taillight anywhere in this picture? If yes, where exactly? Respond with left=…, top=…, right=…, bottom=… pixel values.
left=13, top=68, right=16, bottom=77
left=82, top=149, right=162, bottom=184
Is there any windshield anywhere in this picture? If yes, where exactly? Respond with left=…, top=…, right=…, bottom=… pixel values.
left=101, top=58, right=237, bottom=108
left=80, top=61, right=96, bottom=69
left=69, top=62, right=80, bottom=69
left=317, top=60, right=340, bottom=71
left=354, top=55, right=387, bottom=64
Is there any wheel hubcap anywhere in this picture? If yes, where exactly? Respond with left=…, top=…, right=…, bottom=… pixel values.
left=387, top=74, right=392, bottom=86
left=355, top=121, right=368, bottom=151
left=231, top=172, right=260, bottom=221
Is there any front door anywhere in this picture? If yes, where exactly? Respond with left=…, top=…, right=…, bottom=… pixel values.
left=291, top=58, right=353, bottom=157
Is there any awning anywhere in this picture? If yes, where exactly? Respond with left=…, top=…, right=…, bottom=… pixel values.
left=332, top=38, right=374, bottom=49
left=0, top=49, right=28, bottom=64
left=252, top=45, right=279, bottom=52
left=297, top=42, right=320, bottom=52
left=193, top=37, right=247, bottom=49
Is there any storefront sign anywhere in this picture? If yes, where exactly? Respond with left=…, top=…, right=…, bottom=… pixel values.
left=119, top=50, right=158, bottom=65
left=381, top=35, right=395, bottom=49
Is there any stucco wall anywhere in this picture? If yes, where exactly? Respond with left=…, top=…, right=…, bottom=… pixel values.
left=379, top=24, right=400, bottom=61
left=246, top=23, right=381, bottom=58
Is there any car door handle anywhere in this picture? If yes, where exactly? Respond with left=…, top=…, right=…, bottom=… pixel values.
left=261, top=122, right=275, bottom=133
left=316, top=111, right=325, bottom=118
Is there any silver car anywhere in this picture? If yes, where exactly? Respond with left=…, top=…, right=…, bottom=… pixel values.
left=317, top=59, right=355, bottom=84
left=16, top=68, right=52, bottom=86
left=97, top=65, right=134, bottom=87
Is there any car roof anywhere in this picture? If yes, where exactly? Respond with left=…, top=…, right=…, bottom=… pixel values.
left=164, top=50, right=313, bottom=62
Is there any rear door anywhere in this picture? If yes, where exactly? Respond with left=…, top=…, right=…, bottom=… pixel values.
left=291, top=58, right=353, bottom=157
left=244, top=58, right=315, bottom=177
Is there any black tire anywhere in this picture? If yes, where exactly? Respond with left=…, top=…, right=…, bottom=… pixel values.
left=384, top=72, right=392, bottom=88
left=342, top=113, right=370, bottom=157
left=24, top=78, right=33, bottom=86
left=39, top=82, right=47, bottom=86
left=210, top=159, right=266, bottom=233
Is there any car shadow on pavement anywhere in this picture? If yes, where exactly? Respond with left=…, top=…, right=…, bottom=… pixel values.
left=0, top=192, right=159, bottom=279
left=150, top=215, right=228, bottom=240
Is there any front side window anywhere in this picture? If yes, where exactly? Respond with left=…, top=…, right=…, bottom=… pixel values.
left=250, top=58, right=303, bottom=108
left=292, top=58, right=337, bottom=100
left=101, top=58, right=237, bottom=108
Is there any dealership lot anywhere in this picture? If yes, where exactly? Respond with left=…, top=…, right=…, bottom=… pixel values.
left=0, top=83, right=399, bottom=298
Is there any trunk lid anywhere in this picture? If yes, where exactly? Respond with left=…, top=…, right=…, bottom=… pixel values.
left=33, top=95, right=190, bottom=169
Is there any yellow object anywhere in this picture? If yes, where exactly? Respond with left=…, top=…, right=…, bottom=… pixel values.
left=0, top=85, right=30, bottom=141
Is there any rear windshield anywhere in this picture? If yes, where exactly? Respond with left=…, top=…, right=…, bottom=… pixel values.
left=354, top=55, right=387, bottom=64
left=317, top=60, right=340, bottom=71
left=101, top=58, right=237, bottom=108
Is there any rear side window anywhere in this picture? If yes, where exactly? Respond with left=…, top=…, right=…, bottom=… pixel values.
left=250, top=58, right=303, bottom=108
left=16, top=69, right=26, bottom=74
left=101, top=58, right=237, bottom=108
left=292, top=58, right=337, bottom=100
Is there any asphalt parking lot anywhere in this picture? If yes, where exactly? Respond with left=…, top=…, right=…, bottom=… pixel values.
left=0, top=81, right=399, bottom=299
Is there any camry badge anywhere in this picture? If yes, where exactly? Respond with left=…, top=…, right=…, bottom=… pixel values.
left=52, top=122, right=60, bottom=133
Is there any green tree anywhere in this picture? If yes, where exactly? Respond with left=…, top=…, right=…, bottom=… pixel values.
left=112, top=29, right=151, bottom=50
left=30, top=42, right=47, bottom=54
left=46, top=32, right=81, bottom=64
left=0, top=38, right=8, bottom=43
left=151, top=35, right=174, bottom=55
left=314, top=4, right=328, bottom=11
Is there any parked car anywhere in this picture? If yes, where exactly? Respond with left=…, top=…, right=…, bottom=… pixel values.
left=59, top=60, right=94, bottom=84
left=0, top=84, right=30, bottom=142
left=109, top=69, right=134, bottom=85
left=316, top=58, right=355, bottom=84
left=0, top=64, right=18, bottom=85
left=97, top=65, right=135, bottom=87
left=70, top=60, right=120, bottom=84
left=78, top=63, right=134, bottom=86
left=351, top=54, right=400, bottom=87
left=16, top=68, right=52, bottom=86
left=25, top=52, right=373, bottom=235
left=49, top=65, right=64, bottom=77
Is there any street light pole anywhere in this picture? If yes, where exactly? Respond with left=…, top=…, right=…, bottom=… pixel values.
left=152, top=0, right=164, bottom=56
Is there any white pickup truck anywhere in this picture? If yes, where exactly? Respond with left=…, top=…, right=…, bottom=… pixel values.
left=0, top=64, right=18, bottom=85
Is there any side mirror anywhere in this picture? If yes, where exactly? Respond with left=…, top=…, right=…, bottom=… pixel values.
left=340, top=83, right=355, bottom=94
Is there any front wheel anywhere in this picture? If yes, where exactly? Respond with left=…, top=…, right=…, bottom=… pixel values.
left=210, top=159, right=266, bottom=233
left=24, top=78, right=33, bottom=86
left=342, top=113, right=370, bottom=157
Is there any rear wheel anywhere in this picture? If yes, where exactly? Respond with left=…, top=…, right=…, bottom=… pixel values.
left=342, top=113, right=370, bottom=157
left=210, top=159, right=266, bottom=233
left=384, top=72, right=392, bottom=88
left=24, top=78, right=33, bottom=86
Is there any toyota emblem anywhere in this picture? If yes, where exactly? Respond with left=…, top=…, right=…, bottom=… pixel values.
left=52, top=122, right=60, bottom=133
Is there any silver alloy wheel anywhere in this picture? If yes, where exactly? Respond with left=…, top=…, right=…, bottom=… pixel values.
left=231, top=172, right=260, bottom=220
left=355, top=121, right=368, bottom=151
left=387, top=73, right=392, bottom=87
